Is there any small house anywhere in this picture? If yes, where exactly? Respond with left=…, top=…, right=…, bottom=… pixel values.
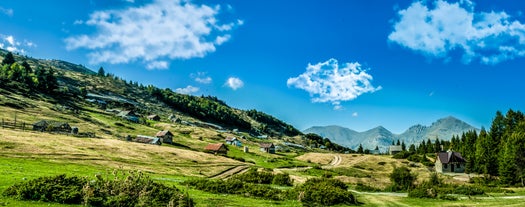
left=32, top=120, right=71, bottom=133
left=204, top=143, right=229, bottom=155
left=155, top=130, right=173, bottom=144
left=259, top=143, right=275, bottom=154
left=32, top=120, right=48, bottom=131
left=147, top=114, right=161, bottom=121
left=135, top=135, right=162, bottom=145
left=435, top=151, right=466, bottom=173
left=225, top=137, right=242, bottom=147
left=118, top=111, right=139, bottom=123
left=389, top=145, right=403, bottom=155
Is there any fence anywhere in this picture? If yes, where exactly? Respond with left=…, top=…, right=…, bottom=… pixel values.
left=1, top=119, right=96, bottom=138
left=1, top=119, right=28, bottom=130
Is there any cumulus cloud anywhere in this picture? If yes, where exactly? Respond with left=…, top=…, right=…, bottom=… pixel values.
left=225, top=77, right=244, bottom=90
left=191, top=72, right=212, bottom=84
left=146, top=61, right=168, bottom=70
left=175, top=85, right=199, bottom=94
left=65, top=0, right=242, bottom=68
left=0, top=34, right=35, bottom=54
left=389, top=0, right=525, bottom=64
left=287, top=58, right=381, bottom=109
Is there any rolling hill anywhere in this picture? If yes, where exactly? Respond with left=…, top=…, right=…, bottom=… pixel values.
left=304, top=116, right=479, bottom=152
left=0, top=49, right=301, bottom=139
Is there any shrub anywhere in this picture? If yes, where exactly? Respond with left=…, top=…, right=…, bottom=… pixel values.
left=408, top=184, right=437, bottom=198
left=231, top=169, right=273, bottom=184
left=392, top=151, right=413, bottom=159
left=3, top=172, right=193, bottom=207
left=289, top=178, right=357, bottom=206
left=272, top=173, right=293, bottom=186
left=83, top=171, right=193, bottom=207
left=3, top=174, right=85, bottom=204
left=388, top=166, right=416, bottom=192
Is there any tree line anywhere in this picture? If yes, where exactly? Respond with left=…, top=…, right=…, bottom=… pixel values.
left=404, top=109, right=525, bottom=186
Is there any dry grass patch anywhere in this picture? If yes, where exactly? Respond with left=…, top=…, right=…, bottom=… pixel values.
left=0, top=128, right=243, bottom=177
left=295, top=152, right=335, bottom=165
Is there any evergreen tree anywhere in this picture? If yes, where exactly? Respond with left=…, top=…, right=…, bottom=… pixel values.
left=408, top=144, right=416, bottom=153
left=97, top=66, right=105, bottom=76
left=2, top=52, right=15, bottom=66
left=396, top=140, right=401, bottom=146
left=357, top=144, right=364, bottom=154
left=375, top=145, right=379, bottom=151
left=401, top=141, right=406, bottom=151
left=434, top=138, right=441, bottom=152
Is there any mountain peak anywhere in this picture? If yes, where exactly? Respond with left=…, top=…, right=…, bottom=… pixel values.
left=303, top=116, right=478, bottom=151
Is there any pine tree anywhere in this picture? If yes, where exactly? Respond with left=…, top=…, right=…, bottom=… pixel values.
left=396, top=140, right=401, bottom=146
left=2, top=52, right=15, bottom=66
left=97, top=66, right=105, bottom=76
left=401, top=141, right=406, bottom=151
left=357, top=144, right=364, bottom=154
left=408, top=144, right=416, bottom=153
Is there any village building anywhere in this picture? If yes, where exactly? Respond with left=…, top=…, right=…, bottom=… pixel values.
left=155, top=130, right=173, bottom=144
left=259, top=143, right=276, bottom=154
left=147, top=114, right=161, bottom=121
left=435, top=150, right=466, bottom=173
left=32, top=120, right=72, bottom=133
left=225, top=137, right=242, bottom=147
left=389, top=145, right=403, bottom=155
left=204, top=143, right=229, bottom=155
left=117, top=111, right=139, bottom=123
left=134, top=135, right=162, bottom=145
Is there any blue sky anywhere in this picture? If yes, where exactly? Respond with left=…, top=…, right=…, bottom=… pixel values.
left=1, top=0, right=524, bottom=133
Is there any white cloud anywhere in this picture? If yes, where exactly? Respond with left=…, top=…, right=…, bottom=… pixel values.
left=65, top=0, right=242, bottom=68
left=0, top=7, right=13, bottom=17
left=287, top=58, right=381, bottom=109
left=191, top=72, right=212, bottom=84
left=146, top=61, right=168, bottom=70
left=352, top=112, right=359, bottom=117
left=225, top=77, right=244, bottom=90
left=175, top=85, right=199, bottom=94
left=5, top=36, right=15, bottom=45
left=0, top=34, right=35, bottom=54
left=389, top=0, right=525, bottom=64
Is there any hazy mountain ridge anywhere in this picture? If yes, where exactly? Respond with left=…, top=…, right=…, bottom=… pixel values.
left=304, top=116, right=479, bottom=151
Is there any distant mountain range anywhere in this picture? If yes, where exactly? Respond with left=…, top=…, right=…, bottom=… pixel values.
left=303, top=116, right=478, bottom=152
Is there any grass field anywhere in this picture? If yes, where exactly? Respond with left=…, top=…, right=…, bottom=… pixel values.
left=2, top=99, right=525, bottom=206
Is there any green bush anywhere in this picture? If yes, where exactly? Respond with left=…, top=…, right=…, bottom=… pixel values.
left=231, top=169, right=273, bottom=184
left=272, top=173, right=293, bottom=186
left=3, top=174, right=85, bottom=204
left=3, top=172, right=193, bottom=207
left=388, top=166, right=416, bottom=192
left=392, top=151, right=413, bottom=159
left=288, top=178, right=357, bottom=206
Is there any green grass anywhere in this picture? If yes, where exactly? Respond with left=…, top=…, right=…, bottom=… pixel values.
left=226, top=146, right=309, bottom=169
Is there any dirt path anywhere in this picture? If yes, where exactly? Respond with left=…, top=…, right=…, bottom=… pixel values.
left=209, top=165, right=250, bottom=179
left=321, top=154, right=342, bottom=169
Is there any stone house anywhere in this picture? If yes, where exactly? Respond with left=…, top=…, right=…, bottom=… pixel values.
left=259, top=143, right=275, bottom=154
left=155, top=130, right=173, bottom=144
left=435, top=151, right=466, bottom=173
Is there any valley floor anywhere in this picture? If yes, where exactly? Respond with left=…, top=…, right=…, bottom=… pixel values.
left=1, top=128, right=525, bottom=206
